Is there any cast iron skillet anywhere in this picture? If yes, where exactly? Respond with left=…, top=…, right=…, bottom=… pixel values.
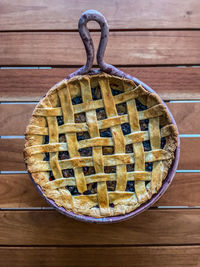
left=27, top=10, right=180, bottom=223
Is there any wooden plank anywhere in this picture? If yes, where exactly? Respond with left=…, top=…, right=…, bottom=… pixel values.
left=0, top=246, right=200, bottom=267
left=167, top=102, right=200, bottom=134
left=156, top=173, right=200, bottom=207
left=1, top=68, right=200, bottom=101
left=0, top=139, right=25, bottom=171
left=0, top=0, right=200, bottom=31
left=0, top=174, right=48, bottom=208
left=0, top=104, right=34, bottom=135
left=0, top=173, right=199, bottom=208
left=0, top=210, right=199, bottom=245
left=53, top=101, right=200, bottom=133
left=1, top=102, right=199, bottom=135
left=179, top=138, right=200, bottom=170
left=0, top=31, right=200, bottom=66
left=0, top=138, right=199, bottom=171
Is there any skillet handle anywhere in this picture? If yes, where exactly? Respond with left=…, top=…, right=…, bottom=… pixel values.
left=67, top=9, right=133, bottom=81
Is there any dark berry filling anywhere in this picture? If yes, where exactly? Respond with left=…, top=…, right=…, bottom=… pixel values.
left=125, top=144, right=133, bottom=153
left=72, top=96, right=82, bottom=105
left=49, top=171, right=55, bottom=181
left=116, top=103, right=127, bottom=115
left=82, top=166, right=95, bottom=176
left=77, top=131, right=90, bottom=141
left=126, top=164, right=134, bottom=172
left=78, top=147, right=92, bottom=157
left=107, top=181, right=116, bottom=191
left=104, top=166, right=116, bottom=173
left=58, top=151, right=70, bottom=160
left=83, top=190, right=91, bottom=195
left=121, top=123, right=131, bottom=135
left=59, top=134, right=66, bottom=143
left=66, top=186, right=80, bottom=195
left=44, top=135, right=49, bottom=144
left=92, top=182, right=97, bottom=189
left=100, top=128, right=112, bottom=137
left=143, top=140, right=151, bottom=151
left=145, top=162, right=153, bottom=172
left=102, top=146, right=114, bottom=155
left=111, top=88, right=122, bottom=96
left=96, top=108, right=106, bottom=120
left=87, top=182, right=97, bottom=194
left=44, top=152, right=49, bottom=161
left=57, top=116, right=64, bottom=125
left=135, top=99, right=147, bottom=111
left=62, top=168, right=74, bottom=178
left=92, top=87, right=102, bottom=100
left=161, top=137, right=166, bottom=149
left=68, top=182, right=98, bottom=196
left=140, top=119, right=149, bottom=131
left=126, top=181, right=135, bottom=192
left=145, top=181, right=150, bottom=187
left=74, top=112, right=86, bottom=123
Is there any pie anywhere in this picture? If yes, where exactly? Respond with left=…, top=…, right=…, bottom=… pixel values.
left=24, top=73, right=178, bottom=218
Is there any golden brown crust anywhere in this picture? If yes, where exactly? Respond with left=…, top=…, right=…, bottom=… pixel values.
left=24, top=73, right=178, bottom=218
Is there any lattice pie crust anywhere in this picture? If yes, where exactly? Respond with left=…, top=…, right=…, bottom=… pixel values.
left=24, top=73, right=178, bottom=218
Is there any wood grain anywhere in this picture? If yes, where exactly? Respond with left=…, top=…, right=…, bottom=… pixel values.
left=0, top=173, right=199, bottom=208
left=0, top=246, right=200, bottom=267
left=0, top=138, right=198, bottom=171
left=0, top=139, right=25, bottom=171
left=1, top=68, right=200, bottom=101
left=167, top=102, right=200, bottom=134
left=0, top=174, right=48, bottom=208
left=1, top=102, right=199, bottom=135
left=1, top=31, right=200, bottom=66
left=156, top=173, right=200, bottom=207
left=0, top=0, right=199, bottom=31
left=0, top=210, right=199, bottom=245
left=0, top=104, right=33, bottom=135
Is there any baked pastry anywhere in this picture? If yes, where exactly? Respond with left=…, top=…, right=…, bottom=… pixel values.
left=24, top=73, right=178, bottom=218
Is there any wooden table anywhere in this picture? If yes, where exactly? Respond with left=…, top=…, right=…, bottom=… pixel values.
left=0, top=1, right=200, bottom=266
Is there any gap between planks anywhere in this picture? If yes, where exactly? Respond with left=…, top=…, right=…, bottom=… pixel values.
left=0, top=244, right=200, bottom=247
